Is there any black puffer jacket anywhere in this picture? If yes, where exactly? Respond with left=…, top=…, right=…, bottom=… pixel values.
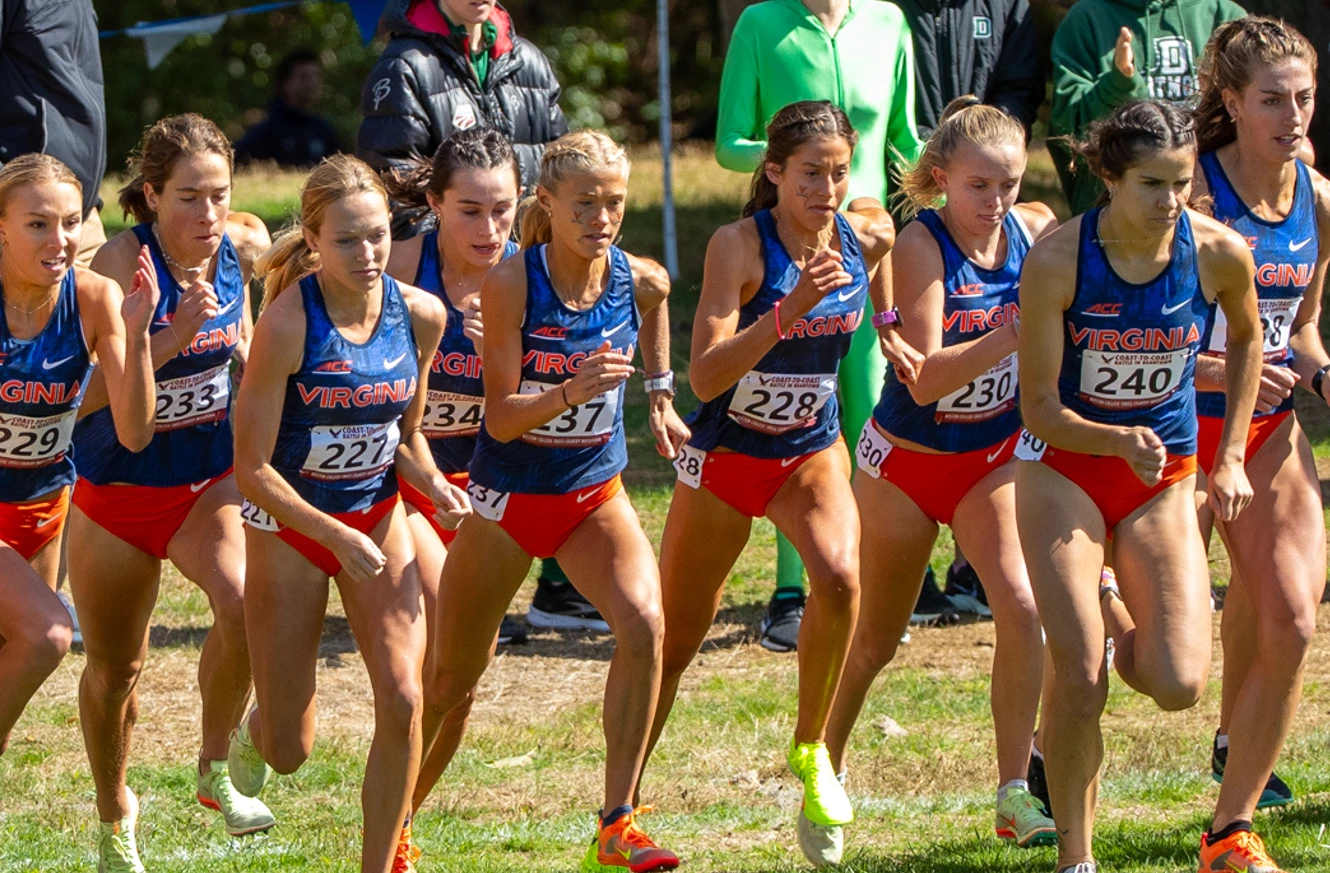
left=357, top=1, right=566, bottom=207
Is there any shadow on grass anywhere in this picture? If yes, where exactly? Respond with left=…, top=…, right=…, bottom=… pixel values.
left=149, top=615, right=358, bottom=658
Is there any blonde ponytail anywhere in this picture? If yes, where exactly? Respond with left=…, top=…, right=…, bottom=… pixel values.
left=255, top=227, right=318, bottom=307
left=897, top=97, right=1026, bottom=219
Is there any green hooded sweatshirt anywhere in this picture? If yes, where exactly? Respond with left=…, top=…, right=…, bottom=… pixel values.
left=716, top=0, right=924, bottom=204
left=1049, top=0, right=1245, bottom=214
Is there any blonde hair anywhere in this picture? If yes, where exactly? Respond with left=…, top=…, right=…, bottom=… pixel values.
left=1195, top=17, right=1318, bottom=154
left=255, top=154, right=389, bottom=306
left=118, top=114, right=233, bottom=225
left=897, top=97, right=1026, bottom=218
left=0, top=154, right=82, bottom=218
left=518, top=131, right=630, bottom=248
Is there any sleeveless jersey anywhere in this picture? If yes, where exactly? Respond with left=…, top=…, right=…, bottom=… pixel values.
left=269, top=274, right=419, bottom=514
left=73, top=226, right=244, bottom=486
left=0, top=269, right=92, bottom=502
left=873, top=208, right=1030, bottom=452
left=468, top=245, right=638, bottom=495
left=414, top=232, right=518, bottom=474
left=685, top=209, right=868, bottom=459
left=1196, top=152, right=1319, bottom=419
left=1060, top=208, right=1208, bottom=455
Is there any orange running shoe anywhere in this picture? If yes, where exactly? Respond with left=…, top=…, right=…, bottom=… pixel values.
left=391, top=821, right=422, bottom=873
left=581, top=807, right=679, bottom=872
left=1199, top=829, right=1285, bottom=873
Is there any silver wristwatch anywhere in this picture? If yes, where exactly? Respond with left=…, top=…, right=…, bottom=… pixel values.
left=644, top=370, right=676, bottom=396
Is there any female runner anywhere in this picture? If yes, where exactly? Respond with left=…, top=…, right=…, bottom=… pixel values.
left=381, top=127, right=520, bottom=831
left=419, top=130, right=689, bottom=873
left=0, top=155, right=155, bottom=764
left=642, top=101, right=895, bottom=866
left=71, top=114, right=273, bottom=867
left=1016, top=100, right=1261, bottom=873
left=226, top=154, right=468, bottom=873
left=1183, top=19, right=1328, bottom=872
left=822, top=97, right=1059, bottom=862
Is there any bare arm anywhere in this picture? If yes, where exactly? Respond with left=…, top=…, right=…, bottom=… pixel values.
left=629, top=254, right=690, bottom=459
left=78, top=260, right=157, bottom=452
left=1288, top=172, right=1330, bottom=398
left=229, top=213, right=272, bottom=371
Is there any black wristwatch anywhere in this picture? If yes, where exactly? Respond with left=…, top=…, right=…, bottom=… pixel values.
left=1313, top=364, right=1330, bottom=400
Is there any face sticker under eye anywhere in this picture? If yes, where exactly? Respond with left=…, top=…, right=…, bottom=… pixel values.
left=796, top=186, right=811, bottom=199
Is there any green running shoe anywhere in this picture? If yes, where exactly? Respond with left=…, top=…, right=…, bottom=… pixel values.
left=198, top=760, right=276, bottom=836
left=787, top=741, right=853, bottom=826
left=97, top=787, right=146, bottom=873
left=995, top=786, right=1057, bottom=847
left=227, top=708, right=271, bottom=797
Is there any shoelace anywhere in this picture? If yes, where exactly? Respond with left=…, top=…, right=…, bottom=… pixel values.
left=611, top=806, right=661, bottom=851
left=1229, top=830, right=1276, bottom=866
left=100, top=825, right=138, bottom=867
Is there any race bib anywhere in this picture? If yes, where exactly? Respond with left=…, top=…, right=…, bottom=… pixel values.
left=466, top=479, right=510, bottom=521
left=854, top=421, right=893, bottom=478
left=936, top=354, right=1017, bottom=423
left=1208, top=297, right=1299, bottom=360
left=1013, top=428, right=1047, bottom=462
left=0, top=408, right=77, bottom=469
left=422, top=390, right=483, bottom=438
left=727, top=371, right=837, bottom=435
left=673, top=444, right=706, bottom=489
left=1079, top=349, right=1189, bottom=410
left=301, top=421, right=400, bottom=481
left=519, top=380, right=619, bottom=447
left=155, top=364, right=230, bottom=432
left=240, top=498, right=279, bottom=532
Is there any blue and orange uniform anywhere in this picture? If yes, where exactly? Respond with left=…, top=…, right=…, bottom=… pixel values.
left=1015, top=207, right=1208, bottom=529
left=677, top=209, right=867, bottom=517
left=72, top=226, right=245, bottom=559
left=1195, top=152, right=1319, bottom=472
left=856, top=208, right=1029, bottom=523
left=466, top=244, right=638, bottom=558
left=0, top=269, right=92, bottom=559
left=396, top=233, right=518, bottom=543
left=241, top=273, right=419, bottom=577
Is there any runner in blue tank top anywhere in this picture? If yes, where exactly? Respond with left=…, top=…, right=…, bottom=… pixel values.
left=642, top=103, right=894, bottom=867
left=1015, top=101, right=1262, bottom=873
left=381, top=128, right=524, bottom=833
left=229, top=155, right=467, bottom=873
left=1185, top=21, right=1330, bottom=872
left=416, top=131, right=689, bottom=873
left=69, top=115, right=275, bottom=863
left=819, top=99, right=1061, bottom=859
left=0, top=155, right=155, bottom=772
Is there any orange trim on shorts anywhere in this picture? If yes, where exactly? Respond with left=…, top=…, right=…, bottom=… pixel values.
left=698, top=440, right=840, bottom=519
left=0, top=487, right=70, bottom=561
left=872, top=434, right=1016, bottom=525
left=1039, top=448, right=1197, bottom=530
left=274, top=495, right=400, bottom=578
left=496, top=475, right=623, bottom=559
left=399, top=472, right=470, bottom=545
left=1196, top=411, right=1291, bottom=476
left=72, top=471, right=232, bottom=560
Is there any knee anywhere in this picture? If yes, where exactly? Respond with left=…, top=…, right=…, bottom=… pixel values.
left=1152, top=668, right=1207, bottom=712
left=207, top=585, right=248, bottom=643
left=265, top=736, right=313, bottom=776
left=84, top=654, right=144, bottom=701
left=425, top=667, right=473, bottom=719
left=848, top=628, right=902, bottom=674
left=806, top=555, right=859, bottom=611
left=20, top=614, right=73, bottom=676
left=375, top=677, right=425, bottom=734
left=610, top=600, right=665, bottom=662
left=1258, top=606, right=1317, bottom=665
left=1049, top=657, right=1109, bottom=719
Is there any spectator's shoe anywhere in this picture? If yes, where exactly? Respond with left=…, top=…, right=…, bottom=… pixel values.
left=1211, top=733, right=1294, bottom=809
left=1027, top=749, right=1052, bottom=819
left=197, top=760, right=276, bottom=836
left=56, top=589, right=82, bottom=646
left=1199, top=828, right=1285, bottom=873
left=391, top=821, right=421, bottom=873
left=995, top=787, right=1057, bottom=847
left=1055, top=865, right=1098, bottom=873
left=788, top=740, right=853, bottom=826
left=580, top=807, right=679, bottom=872
left=759, top=590, right=805, bottom=652
left=528, top=577, right=611, bottom=632
left=227, top=708, right=271, bottom=797
left=944, top=562, right=992, bottom=621
left=97, top=788, right=145, bottom=873
left=498, top=615, right=528, bottom=645
left=910, top=567, right=961, bottom=627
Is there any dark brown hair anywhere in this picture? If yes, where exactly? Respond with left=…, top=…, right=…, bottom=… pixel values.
left=383, top=127, right=521, bottom=216
left=1074, top=101, right=1196, bottom=189
left=742, top=101, right=858, bottom=218
left=118, top=114, right=234, bottom=225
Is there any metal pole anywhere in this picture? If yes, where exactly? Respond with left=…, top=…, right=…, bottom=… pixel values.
left=657, top=0, right=679, bottom=278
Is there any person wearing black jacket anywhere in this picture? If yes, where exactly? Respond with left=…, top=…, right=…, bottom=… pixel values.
left=357, top=0, right=566, bottom=215
left=236, top=48, right=343, bottom=169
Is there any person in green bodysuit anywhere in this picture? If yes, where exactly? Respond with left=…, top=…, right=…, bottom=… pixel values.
left=715, top=0, right=924, bottom=651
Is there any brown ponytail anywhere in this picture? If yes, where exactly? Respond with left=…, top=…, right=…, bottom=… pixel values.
left=383, top=127, right=521, bottom=219
left=742, top=101, right=857, bottom=218
left=1074, top=101, right=1196, bottom=196
left=118, top=114, right=233, bottom=225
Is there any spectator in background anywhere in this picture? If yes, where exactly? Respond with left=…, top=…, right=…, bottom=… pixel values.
left=715, top=0, right=923, bottom=653
left=235, top=49, right=342, bottom=168
left=1048, top=0, right=1244, bottom=214
left=0, top=0, right=107, bottom=268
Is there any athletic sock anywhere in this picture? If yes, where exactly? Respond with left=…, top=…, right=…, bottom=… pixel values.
left=1216, top=733, right=1229, bottom=750
left=1208, top=819, right=1252, bottom=843
left=997, top=779, right=1030, bottom=804
left=1031, top=743, right=1044, bottom=760
left=602, top=804, right=634, bottom=828
left=774, top=533, right=806, bottom=593
left=540, top=558, right=571, bottom=584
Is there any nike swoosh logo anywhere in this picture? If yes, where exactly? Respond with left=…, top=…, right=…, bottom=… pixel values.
left=384, top=353, right=408, bottom=369
left=190, top=479, right=213, bottom=493
left=42, top=355, right=76, bottom=370
left=601, top=322, right=628, bottom=338
left=780, top=457, right=800, bottom=467
left=1161, top=299, right=1191, bottom=315
left=837, top=286, right=859, bottom=302
left=576, top=489, right=598, bottom=503
left=216, top=296, right=239, bottom=315
left=1208, top=849, right=1235, bottom=872
left=35, top=514, right=61, bottom=528
left=987, top=445, right=1007, bottom=464
left=1290, top=238, right=1313, bottom=252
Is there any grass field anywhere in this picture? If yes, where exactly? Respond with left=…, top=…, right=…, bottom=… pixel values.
left=4, top=150, right=1330, bottom=872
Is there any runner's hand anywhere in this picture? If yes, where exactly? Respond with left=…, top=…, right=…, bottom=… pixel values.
left=462, top=298, right=484, bottom=357
left=122, top=245, right=161, bottom=337
left=648, top=395, right=690, bottom=459
left=1119, top=426, right=1166, bottom=486
left=1208, top=457, right=1253, bottom=522
left=1254, top=364, right=1298, bottom=414
left=789, top=249, right=852, bottom=314
left=327, top=525, right=387, bottom=584
left=563, top=341, right=633, bottom=406
left=175, top=278, right=219, bottom=341
left=431, top=478, right=472, bottom=531
left=882, top=330, right=925, bottom=385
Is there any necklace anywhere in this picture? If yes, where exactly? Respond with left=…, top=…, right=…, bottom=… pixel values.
left=1094, top=209, right=1177, bottom=246
left=3, top=285, right=59, bottom=316
left=772, top=209, right=834, bottom=262
left=152, top=224, right=211, bottom=277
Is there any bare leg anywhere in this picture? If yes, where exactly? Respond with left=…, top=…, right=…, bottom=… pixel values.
left=0, top=536, right=73, bottom=753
